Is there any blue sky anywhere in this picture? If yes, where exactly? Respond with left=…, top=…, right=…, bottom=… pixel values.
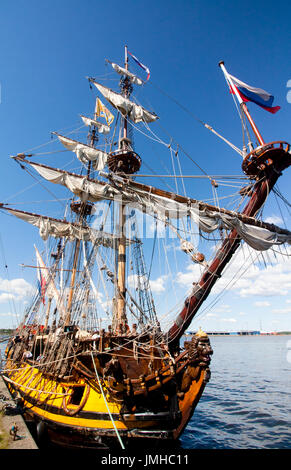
left=0, top=0, right=290, bottom=331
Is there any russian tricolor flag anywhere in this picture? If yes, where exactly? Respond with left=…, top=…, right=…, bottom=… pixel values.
left=229, top=74, right=280, bottom=114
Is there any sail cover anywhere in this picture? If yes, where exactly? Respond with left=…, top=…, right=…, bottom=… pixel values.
left=57, top=135, right=108, bottom=171
left=92, top=81, right=158, bottom=124
left=80, top=116, right=110, bottom=134
left=111, top=63, right=143, bottom=86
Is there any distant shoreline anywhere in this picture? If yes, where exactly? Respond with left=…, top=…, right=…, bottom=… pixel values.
left=186, top=331, right=291, bottom=336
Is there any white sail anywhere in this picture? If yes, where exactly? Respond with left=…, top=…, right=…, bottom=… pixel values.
left=122, top=189, right=291, bottom=250
left=57, top=135, right=108, bottom=171
left=30, top=163, right=119, bottom=202
left=80, top=115, right=110, bottom=134
left=111, top=62, right=143, bottom=86
left=188, top=207, right=291, bottom=251
left=6, top=209, right=135, bottom=247
left=24, top=162, right=291, bottom=251
left=92, top=81, right=158, bottom=124
left=7, top=209, right=96, bottom=242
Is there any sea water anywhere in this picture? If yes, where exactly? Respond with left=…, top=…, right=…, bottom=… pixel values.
left=181, top=335, right=291, bottom=449
left=1, top=334, right=290, bottom=449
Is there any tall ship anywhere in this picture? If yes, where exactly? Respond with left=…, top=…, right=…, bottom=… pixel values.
left=1, top=48, right=290, bottom=450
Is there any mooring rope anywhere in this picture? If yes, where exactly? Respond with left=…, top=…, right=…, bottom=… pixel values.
left=90, top=351, right=125, bottom=450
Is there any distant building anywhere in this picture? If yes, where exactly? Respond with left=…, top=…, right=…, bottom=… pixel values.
left=238, top=330, right=260, bottom=335
left=205, top=330, right=260, bottom=336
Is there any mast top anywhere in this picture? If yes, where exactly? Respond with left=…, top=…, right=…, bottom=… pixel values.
left=105, top=47, right=142, bottom=175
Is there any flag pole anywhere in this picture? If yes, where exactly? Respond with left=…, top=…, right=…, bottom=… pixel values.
left=219, top=61, right=265, bottom=146
left=125, top=44, right=128, bottom=70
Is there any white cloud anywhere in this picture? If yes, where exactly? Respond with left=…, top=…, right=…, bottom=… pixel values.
left=254, top=301, right=271, bottom=307
left=128, top=274, right=146, bottom=290
left=0, top=278, right=33, bottom=300
left=0, top=312, right=18, bottom=317
left=220, top=318, right=237, bottom=323
left=271, top=307, right=291, bottom=314
left=173, top=246, right=291, bottom=329
left=127, top=274, right=168, bottom=294
left=149, top=276, right=167, bottom=293
left=0, top=293, right=16, bottom=303
left=214, top=304, right=231, bottom=313
left=264, top=215, right=283, bottom=225
left=176, top=263, right=204, bottom=288
left=210, top=246, right=291, bottom=298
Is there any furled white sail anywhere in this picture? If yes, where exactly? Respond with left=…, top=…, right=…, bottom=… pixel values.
left=92, top=81, right=158, bottom=123
left=23, top=161, right=291, bottom=251
left=30, top=163, right=120, bottom=202
left=80, top=116, right=110, bottom=134
left=6, top=208, right=136, bottom=248
left=111, top=62, right=143, bottom=86
left=57, top=135, right=108, bottom=171
left=7, top=209, right=96, bottom=242
left=188, top=206, right=291, bottom=251
left=120, top=189, right=291, bottom=250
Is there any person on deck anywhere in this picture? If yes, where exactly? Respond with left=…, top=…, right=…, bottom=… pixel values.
left=91, top=331, right=100, bottom=350
left=10, top=423, right=19, bottom=441
left=22, top=350, right=33, bottom=360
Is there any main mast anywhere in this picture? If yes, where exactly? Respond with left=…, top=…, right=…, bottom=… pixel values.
left=115, top=45, right=131, bottom=332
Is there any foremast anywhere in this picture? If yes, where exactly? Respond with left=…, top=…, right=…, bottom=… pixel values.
left=167, top=62, right=291, bottom=345
left=65, top=89, right=101, bottom=326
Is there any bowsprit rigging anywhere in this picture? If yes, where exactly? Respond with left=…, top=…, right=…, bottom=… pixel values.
left=1, top=48, right=290, bottom=450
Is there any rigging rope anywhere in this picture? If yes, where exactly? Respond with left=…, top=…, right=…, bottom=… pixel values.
left=149, top=80, right=244, bottom=157
left=0, top=233, right=19, bottom=327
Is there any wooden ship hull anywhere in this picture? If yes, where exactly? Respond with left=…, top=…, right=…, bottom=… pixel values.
left=4, top=331, right=212, bottom=449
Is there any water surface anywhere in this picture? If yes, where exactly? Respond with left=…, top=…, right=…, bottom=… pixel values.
left=181, top=335, right=291, bottom=449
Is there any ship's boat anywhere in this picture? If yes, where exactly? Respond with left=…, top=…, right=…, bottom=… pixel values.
left=1, top=49, right=290, bottom=450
